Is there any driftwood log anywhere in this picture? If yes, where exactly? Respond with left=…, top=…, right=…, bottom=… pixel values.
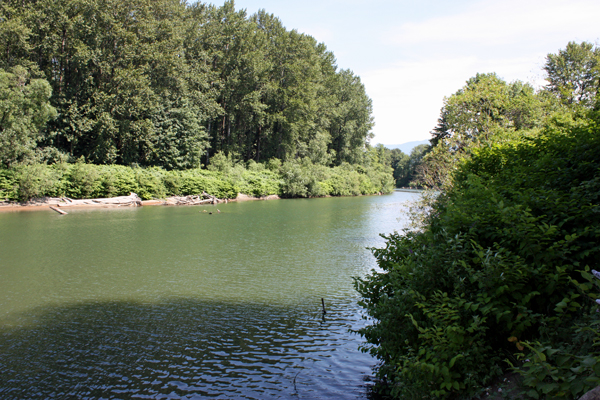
left=20, top=193, right=143, bottom=209
left=164, top=195, right=213, bottom=206
left=1, top=192, right=228, bottom=210
left=54, top=193, right=143, bottom=207
left=163, top=192, right=226, bottom=206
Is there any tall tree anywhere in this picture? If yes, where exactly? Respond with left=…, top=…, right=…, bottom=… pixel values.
left=0, top=0, right=376, bottom=170
left=0, top=66, right=56, bottom=167
left=423, top=73, right=550, bottom=189
left=0, top=3, right=34, bottom=71
left=544, top=41, right=600, bottom=107
left=327, top=69, right=374, bottom=165
left=430, top=73, right=545, bottom=150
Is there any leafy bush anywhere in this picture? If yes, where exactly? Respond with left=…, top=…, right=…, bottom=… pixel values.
left=356, top=112, right=600, bottom=399
left=206, top=151, right=235, bottom=174
left=101, top=165, right=140, bottom=197
left=0, top=168, right=18, bottom=200
left=64, top=161, right=105, bottom=199
left=0, top=154, right=394, bottom=201
left=280, top=160, right=309, bottom=197
left=133, top=167, right=167, bottom=200
left=16, top=163, right=62, bottom=200
left=177, top=170, right=238, bottom=199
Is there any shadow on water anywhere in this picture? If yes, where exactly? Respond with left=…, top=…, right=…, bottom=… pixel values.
left=0, top=298, right=377, bottom=400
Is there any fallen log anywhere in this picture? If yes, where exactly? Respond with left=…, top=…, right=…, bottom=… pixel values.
left=57, top=192, right=142, bottom=207
left=49, top=206, right=68, bottom=215
left=164, top=195, right=218, bottom=206
left=6, top=192, right=229, bottom=210
left=202, top=192, right=221, bottom=204
left=23, top=193, right=143, bottom=208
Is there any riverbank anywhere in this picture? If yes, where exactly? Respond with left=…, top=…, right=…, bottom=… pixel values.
left=1, top=160, right=394, bottom=204
left=0, top=192, right=282, bottom=213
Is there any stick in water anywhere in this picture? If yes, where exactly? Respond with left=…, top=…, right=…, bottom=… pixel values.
left=321, top=298, right=326, bottom=314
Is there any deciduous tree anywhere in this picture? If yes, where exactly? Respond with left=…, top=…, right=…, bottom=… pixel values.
left=0, top=66, right=56, bottom=167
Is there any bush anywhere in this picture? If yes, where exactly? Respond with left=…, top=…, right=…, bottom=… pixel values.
left=16, top=163, right=62, bottom=200
left=101, top=165, right=139, bottom=197
left=356, top=112, right=600, bottom=399
left=64, top=161, right=104, bottom=199
left=177, top=170, right=238, bottom=199
left=134, top=167, right=167, bottom=200
left=0, top=154, right=394, bottom=201
left=280, top=160, right=309, bottom=197
left=0, top=168, right=18, bottom=200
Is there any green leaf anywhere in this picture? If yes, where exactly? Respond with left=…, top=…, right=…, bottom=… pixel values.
left=582, top=357, right=597, bottom=367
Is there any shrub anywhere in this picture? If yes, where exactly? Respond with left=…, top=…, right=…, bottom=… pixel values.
left=0, top=168, right=18, bottom=200
left=64, top=161, right=104, bottom=199
left=356, top=112, right=600, bottom=399
left=0, top=155, right=394, bottom=201
left=134, top=167, right=167, bottom=200
left=16, top=163, right=62, bottom=200
left=101, top=165, right=139, bottom=197
left=178, top=170, right=238, bottom=199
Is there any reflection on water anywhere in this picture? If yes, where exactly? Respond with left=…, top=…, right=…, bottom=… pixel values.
left=0, top=191, right=418, bottom=399
left=0, top=299, right=371, bottom=399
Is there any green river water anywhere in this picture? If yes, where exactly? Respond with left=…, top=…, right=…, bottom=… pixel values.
left=0, top=190, right=418, bottom=399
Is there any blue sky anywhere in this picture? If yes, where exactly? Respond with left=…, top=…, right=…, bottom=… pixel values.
left=207, top=0, right=600, bottom=145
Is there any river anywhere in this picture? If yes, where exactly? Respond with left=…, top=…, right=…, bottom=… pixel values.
left=0, top=190, right=418, bottom=399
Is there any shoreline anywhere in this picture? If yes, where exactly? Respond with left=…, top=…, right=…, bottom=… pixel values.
left=0, top=193, right=281, bottom=213
left=0, top=190, right=395, bottom=214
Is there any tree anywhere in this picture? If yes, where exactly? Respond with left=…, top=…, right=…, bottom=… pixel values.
left=393, top=144, right=428, bottom=187
left=430, top=73, right=544, bottom=150
left=0, top=0, right=375, bottom=170
left=389, top=148, right=409, bottom=187
left=423, top=73, right=550, bottom=189
left=327, top=69, right=374, bottom=165
left=544, top=41, right=600, bottom=107
left=0, top=3, right=34, bottom=70
left=0, top=66, right=56, bottom=167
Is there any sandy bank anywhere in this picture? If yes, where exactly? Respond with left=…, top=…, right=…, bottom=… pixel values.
left=0, top=193, right=281, bottom=213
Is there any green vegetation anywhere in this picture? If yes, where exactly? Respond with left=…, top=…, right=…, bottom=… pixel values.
left=0, top=0, right=392, bottom=199
left=0, top=0, right=374, bottom=170
left=0, top=66, right=57, bottom=167
left=364, top=143, right=430, bottom=189
left=0, top=150, right=393, bottom=201
left=356, top=42, right=600, bottom=399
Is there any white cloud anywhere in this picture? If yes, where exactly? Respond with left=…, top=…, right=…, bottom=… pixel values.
left=366, top=0, right=600, bottom=145
left=364, top=53, right=550, bottom=144
left=388, top=0, right=600, bottom=48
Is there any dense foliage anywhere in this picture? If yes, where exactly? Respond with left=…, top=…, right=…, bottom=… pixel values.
left=367, top=143, right=430, bottom=189
left=0, top=66, right=56, bottom=167
left=0, top=0, right=373, bottom=169
left=0, top=148, right=393, bottom=201
left=356, top=42, right=600, bottom=399
left=413, top=41, right=599, bottom=191
left=356, top=111, right=600, bottom=399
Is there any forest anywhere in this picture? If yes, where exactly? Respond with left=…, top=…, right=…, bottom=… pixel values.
left=0, top=0, right=399, bottom=200
left=356, top=41, right=600, bottom=399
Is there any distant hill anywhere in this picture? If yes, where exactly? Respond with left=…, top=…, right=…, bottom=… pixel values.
left=383, top=140, right=430, bottom=154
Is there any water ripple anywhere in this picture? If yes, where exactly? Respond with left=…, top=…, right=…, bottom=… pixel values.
left=0, top=298, right=375, bottom=399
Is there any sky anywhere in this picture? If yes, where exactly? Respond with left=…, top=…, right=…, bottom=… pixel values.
left=207, top=0, right=600, bottom=145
